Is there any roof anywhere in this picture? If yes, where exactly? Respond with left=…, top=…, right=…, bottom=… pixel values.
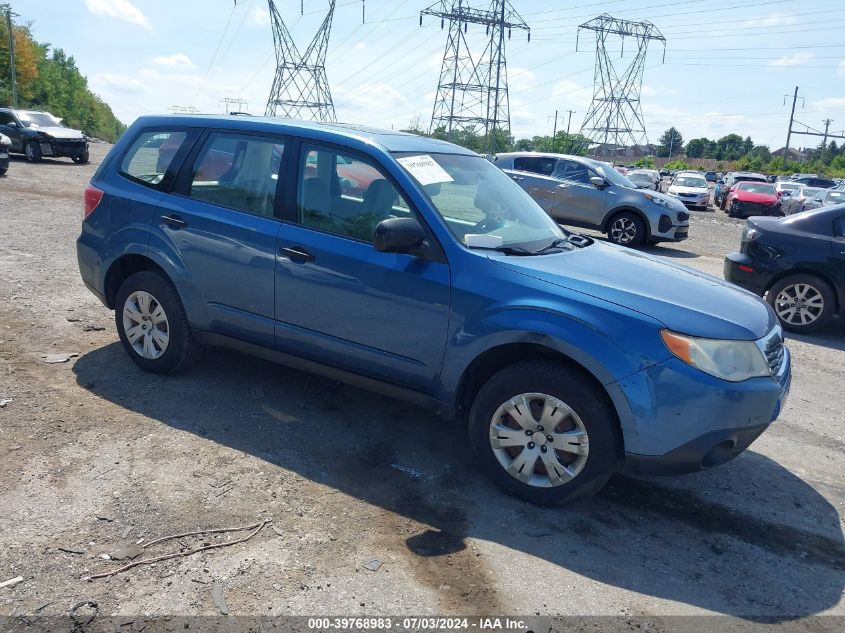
left=132, top=114, right=477, bottom=156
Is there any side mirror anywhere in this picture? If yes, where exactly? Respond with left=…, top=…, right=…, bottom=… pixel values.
left=590, top=176, right=607, bottom=188
left=6, top=121, right=18, bottom=128
left=373, top=217, right=426, bottom=254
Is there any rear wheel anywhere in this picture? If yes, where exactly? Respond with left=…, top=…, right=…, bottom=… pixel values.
left=25, top=141, right=42, bottom=162
left=115, top=271, right=202, bottom=374
left=767, top=274, right=835, bottom=333
left=607, top=211, right=645, bottom=246
left=468, top=361, right=618, bottom=506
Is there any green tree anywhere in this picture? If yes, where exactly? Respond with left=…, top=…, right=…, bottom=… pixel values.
left=714, top=134, right=745, bottom=161
left=685, top=137, right=713, bottom=158
left=634, top=156, right=655, bottom=168
left=656, top=127, right=683, bottom=157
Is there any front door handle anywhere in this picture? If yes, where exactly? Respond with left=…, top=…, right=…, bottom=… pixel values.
left=161, top=214, right=187, bottom=229
left=280, top=246, right=315, bottom=262
left=510, top=175, right=524, bottom=182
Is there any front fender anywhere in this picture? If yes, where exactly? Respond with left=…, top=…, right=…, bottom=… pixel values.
left=440, top=298, right=670, bottom=447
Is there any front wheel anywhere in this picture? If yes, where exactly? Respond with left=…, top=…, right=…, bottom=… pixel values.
left=115, top=271, right=202, bottom=374
left=72, top=150, right=89, bottom=164
left=607, top=211, right=645, bottom=246
left=767, top=274, right=835, bottom=333
left=468, top=361, right=618, bottom=506
left=25, top=141, right=42, bottom=162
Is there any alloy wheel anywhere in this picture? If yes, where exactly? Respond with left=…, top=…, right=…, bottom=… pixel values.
left=774, top=283, right=824, bottom=326
left=122, top=290, right=170, bottom=359
left=488, top=393, right=589, bottom=488
left=610, top=217, right=637, bottom=244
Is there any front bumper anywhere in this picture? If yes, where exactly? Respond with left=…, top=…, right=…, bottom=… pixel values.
left=674, top=194, right=710, bottom=208
left=729, top=199, right=780, bottom=217
left=38, top=137, right=88, bottom=159
left=651, top=210, right=689, bottom=242
left=618, top=345, right=791, bottom=475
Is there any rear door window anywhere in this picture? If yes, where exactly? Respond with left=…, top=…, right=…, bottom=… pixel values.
left=513, top=156, right=557, bottom=176
left=120, top=130, right=191, bottom=189
left=188, top=132, right=284, bottom=217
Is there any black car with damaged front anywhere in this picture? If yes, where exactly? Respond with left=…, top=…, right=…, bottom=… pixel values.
left=0, top=108, right=89, bottom=164
left=724, top=205, right=845, bottom=333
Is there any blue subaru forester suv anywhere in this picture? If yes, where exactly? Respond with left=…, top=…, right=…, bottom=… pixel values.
left=77, top=115, right=791, bottom=505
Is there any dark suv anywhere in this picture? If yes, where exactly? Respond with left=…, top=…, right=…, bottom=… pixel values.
left=76, top=115, right=791, bottom=506
left=790, top=176, right=836, bottom=189
left=0, top=107, right=89, bottom=163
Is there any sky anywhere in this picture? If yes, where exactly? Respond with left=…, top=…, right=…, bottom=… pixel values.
left=12, top=0, right=845, bottom=150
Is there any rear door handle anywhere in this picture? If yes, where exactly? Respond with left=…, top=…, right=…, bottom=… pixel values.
left=279, top=246, right=315, bottom=262
left=161, top=214, right=187, bottom=229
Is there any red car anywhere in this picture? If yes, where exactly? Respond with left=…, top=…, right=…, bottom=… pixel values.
left=724, top=181, right=782, bottom=218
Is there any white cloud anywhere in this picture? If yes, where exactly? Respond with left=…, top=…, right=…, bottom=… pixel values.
left=85, top=0, right=151, bottom=30
left=248, top=4, right=270, bottom=26
left=92, top=72, right=147, bottom=94
left=152, top=53, right=196, bottom=71
left=744, top=13, right=797, bottom=28
left=138, top=68, right=205, bottom=89
left=508, top=67, right=535, bottom=92
left=769, top=52, right=814, bottom=67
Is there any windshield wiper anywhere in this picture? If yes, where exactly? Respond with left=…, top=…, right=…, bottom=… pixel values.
left=469, top=244, right=536, bottom=256
left=530, top=238, right=569, bottom=255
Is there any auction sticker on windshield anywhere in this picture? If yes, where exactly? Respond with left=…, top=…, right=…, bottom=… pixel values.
left=397, top=154, right=454, bottom=185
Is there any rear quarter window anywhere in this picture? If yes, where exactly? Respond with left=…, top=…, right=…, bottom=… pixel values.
left=119, top=130, right=192, bottom=190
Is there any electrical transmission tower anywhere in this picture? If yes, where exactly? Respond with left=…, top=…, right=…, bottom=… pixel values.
left=265, top=0, right=337, bottom=121
left=577, top=14, right=665, bottom=152
left=422, top=0, right=529, bottom=153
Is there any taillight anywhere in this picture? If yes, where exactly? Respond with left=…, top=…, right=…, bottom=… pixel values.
left=83, top=184, right=104, bottom=219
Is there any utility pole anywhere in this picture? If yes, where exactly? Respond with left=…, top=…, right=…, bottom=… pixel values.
left=668, top=130, right=674, bottom=161
left=565, top=109, right=575, bottom=135
left=552, top=110, right=558, bottom=137
left=783, top=86, right=802, bottom=159
left=819, top=118, right=832, bottom=175
left=5, top=4, right=18, bottom=108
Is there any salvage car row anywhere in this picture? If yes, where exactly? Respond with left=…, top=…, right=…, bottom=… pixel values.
left=0, top=107, right=90, bottom=167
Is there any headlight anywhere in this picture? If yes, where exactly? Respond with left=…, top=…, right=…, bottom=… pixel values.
left=666, top=189, right=678, bottom=196
left=643, top=192, right=671, bottom=207
left=661, top=330, right=771, bottom=381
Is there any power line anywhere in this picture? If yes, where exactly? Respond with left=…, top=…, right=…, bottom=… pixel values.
left=192, top=2, right=238, bottom=107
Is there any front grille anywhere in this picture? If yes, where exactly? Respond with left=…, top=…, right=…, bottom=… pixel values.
left=54, top=139, right=86, bottom=150
left=678, top=192, right=696, bottom=198
left=678, top=211, right=689, bottom=222
left=761, top=328, right=785, bottom=375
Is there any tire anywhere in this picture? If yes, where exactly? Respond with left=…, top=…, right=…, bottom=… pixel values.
left=114, top=271, right=203, bottom=374
left=766, top=274, right=835, bottom=333
left=607, top=211, right=645, bottom=246
left=25, top=141, right=42, bottom=162
left=72, top=150, right=89, bottom=164
left=468, top=360, right=618, bottom=506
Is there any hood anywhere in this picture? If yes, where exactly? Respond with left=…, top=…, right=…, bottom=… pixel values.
left=29, top=125, right=85, bottom=140
left=734, top=190, right=778, bottom=204
left=670, top=185, right=708, bottom=195
left=488, top=241, right=775, bottom=340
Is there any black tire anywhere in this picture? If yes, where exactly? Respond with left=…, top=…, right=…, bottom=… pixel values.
left=606, top=211, right=645, bottom=246
left=114, top=270, right=202, bottom=374
left=766, top=274, right=836, bottom=333
left=25, top=141, right=42, bottom=162
left=72, top=150, right=89, bottom=164
left=468, top=360, right=618, bottom=506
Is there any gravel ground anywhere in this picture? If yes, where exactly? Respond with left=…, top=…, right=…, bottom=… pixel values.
left=0, top=146, right=843, bottom=630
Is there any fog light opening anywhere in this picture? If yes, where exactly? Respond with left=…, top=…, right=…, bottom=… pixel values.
left=701, top=440, right=736, bottom=469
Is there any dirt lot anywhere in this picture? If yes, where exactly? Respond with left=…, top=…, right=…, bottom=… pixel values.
left=0, top=145, right=843, bottom=629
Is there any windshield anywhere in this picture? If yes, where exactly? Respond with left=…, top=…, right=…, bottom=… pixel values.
left=589, top=159, right=637, bottom=188
left=779, top=183, right=799, bottom=190
left=674, top=176, right=707, bottom=188
left=826, top=191, right=845, bottom=204
left=735, top=176, right=766, bottom=184
left=801, top=187, right=822, bottom=198
left=737, top=183, right=776, bottom=195
left=393, top=152, right=567, bottom=252
left=628, top=173, right=652, bottom=183
left=16, top=111, right=63, bottom=128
